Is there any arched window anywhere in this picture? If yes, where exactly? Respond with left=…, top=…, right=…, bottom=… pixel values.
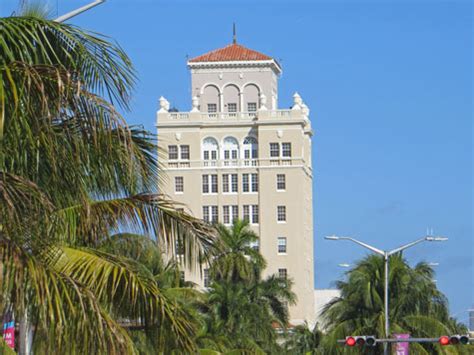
left=243, top=136, right=258, bottom=160
left=222, top=137, right=239, bottom=161
left=202, top=137, right=218, bottom=165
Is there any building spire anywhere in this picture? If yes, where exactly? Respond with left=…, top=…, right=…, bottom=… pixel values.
left=233, top=22, right=237, bottom=44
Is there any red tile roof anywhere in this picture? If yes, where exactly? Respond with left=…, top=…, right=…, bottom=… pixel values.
left=189, top=43, right=272, bottom=63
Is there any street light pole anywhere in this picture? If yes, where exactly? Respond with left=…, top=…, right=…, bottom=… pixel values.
left=325, top=235, right=447, bottom=355
left=54, top=0, right=106, bottom=23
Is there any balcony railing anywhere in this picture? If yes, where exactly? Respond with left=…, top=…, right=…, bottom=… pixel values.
left=163, top=110, right=294, bottom=121
left=167, top=159, right=260, bottom=169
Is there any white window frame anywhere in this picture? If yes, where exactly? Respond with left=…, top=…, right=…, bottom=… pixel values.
left=223, top=205, right=239, bottom=225
left=207, top=103, right=217, bottom=113
left=222, top=174, right=229, bottom=193
left=223, top=205, right=230, bottom=224
left=242, top=174, right=249, bottom=193
left=222, top=174, right=238, bottom=194
left=168, top=145, right=178, bottom=160
left=243, top=205, right=259, bottom=225
left=278, top=268, right=288, bottom=279
left=276, top=174, right=286, bottom=191
left=180, top=145, right=190, bottom=160
left=203, top=205, right=218, bottom=223
left=175, top=176, right=184, bottom=193
left=270, top=142, right=280, bottom=158
left=227, top=102, right=237, bottom=112
left=242, top=173, right=258, bottom=193
left=223, top=137, right=239, bottom=161
left=282, top=142, right=292, bottom=158
left=247, top=102, right=257, bottom=112
left=243, top=136, right=258, bottom=160
left=231, top=174, right=238, bottom=193
left=202, top=137, right=219, bottom=164
left=202, top=174, right=218, bottom=194
left=251, top=173, right=258, bottom=192
left=277, top=205, right=286, bottom=223
left=277, top=237, right=287, bottom=254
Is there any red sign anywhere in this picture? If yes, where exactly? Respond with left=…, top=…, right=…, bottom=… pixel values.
left=2, top=320, right=15, bottom=349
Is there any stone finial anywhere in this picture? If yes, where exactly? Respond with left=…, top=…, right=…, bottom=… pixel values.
left=292, top=92, right=302, bottom=110
left=158, top=96, right=169, bottom=113
left=191, top=96, right=200, bottom=112
left=301, top=102, right=310, bottom=117
left=259, top=93, right=267, bottom=111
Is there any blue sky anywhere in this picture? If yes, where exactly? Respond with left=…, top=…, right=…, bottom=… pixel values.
left=2, top=0, right=472, bottom=324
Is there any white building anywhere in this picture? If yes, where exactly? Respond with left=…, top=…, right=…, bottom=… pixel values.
left=156, top=39, right=315, bottom=325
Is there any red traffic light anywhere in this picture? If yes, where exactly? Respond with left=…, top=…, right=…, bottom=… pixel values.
left=345, top=336, right=356, bottom=347
left=439, top=336, right=450, bottom=346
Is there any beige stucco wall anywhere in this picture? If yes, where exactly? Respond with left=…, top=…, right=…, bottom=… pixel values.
left=156, top=59, right=314, bottom=325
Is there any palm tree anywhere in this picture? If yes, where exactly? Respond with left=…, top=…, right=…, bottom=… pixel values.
left=211, top=219, right=266, bottom=283
left=0, top=13, right=215, bottom=353
left=320, top=254, right=472, bottom=354
left=284, top=322, right=323, bottom=354
left=198, top=220, right=296, bottom=353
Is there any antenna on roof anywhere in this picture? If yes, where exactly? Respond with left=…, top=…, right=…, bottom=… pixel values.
left=233, top=22, right=237, bottom=44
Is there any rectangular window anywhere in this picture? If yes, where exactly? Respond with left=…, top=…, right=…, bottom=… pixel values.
left=278, top=237, right=287, bottom=254
left=277, top=174, right=286, bottom=191
left=243, top=205, right=250, bottom=222
left=179, top=271, right=185, bottom=283
left=222, top=174, right=229, bottom=193
left=278, top=268, right=288, bottom=279
left=252, top=205, right=259, bottom=224
left=202, top=175, right=209, bottom=194
left=227, top=103, right=237, bottom=112
left=277, top=206, right=286, bottom=222
left=223, top=205, right=230, bottom=224
left=270, top=143, right=280, bottom=157
left=231, top=174, right=238, bottom=193
left=251, top=173, right=258, bottom=192
left=211, top=205, right=218, bottom=223
left=211, top=174, right=218, bottom=193
left=207, top=104, right=217, bottom=113
left=232, top=205, right=238, bottom=223
left=202, top=206, right=209, bottom=222
left=282, top=142, right=292, bottom=158
left=242, top=174, right=249, bottom=192
left=180, top=145, right=190, bottom=160
left=168, top=145, right=178, bottom=160
left=203, top=268, right=210, bottom=288
left=247, top=102, right=257, bottom=112
left=175, top=176, right=184, bottom=193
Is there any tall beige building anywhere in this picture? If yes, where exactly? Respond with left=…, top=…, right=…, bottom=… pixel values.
left=156, top=40, right=314, bottom=325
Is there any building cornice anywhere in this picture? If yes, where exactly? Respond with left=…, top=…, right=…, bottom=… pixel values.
left=187, top=59, right=282, bottom=75
left=156, top=118, right=310, bottom=130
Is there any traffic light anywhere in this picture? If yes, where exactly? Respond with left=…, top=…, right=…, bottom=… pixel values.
left=345, top=336, right=377, bottom=347
left=439, top=335, right=470, bottom=345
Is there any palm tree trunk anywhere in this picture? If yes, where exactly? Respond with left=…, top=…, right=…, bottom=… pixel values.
left=18, top=313, right=33, bottom=355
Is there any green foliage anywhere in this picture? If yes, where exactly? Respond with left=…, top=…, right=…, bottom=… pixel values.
left=319, top=254, right=470, bottom=354
left=0, top=13, right=216, bottom=353
left=198, top=220, right=296, bottom=354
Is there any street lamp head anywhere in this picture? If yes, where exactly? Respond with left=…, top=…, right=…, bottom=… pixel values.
left=325, top=235, right=340, bottom=240
left=428, top=262, right=440, bottom=267
left=338, top=263, right=351, bottom=268
left=426, top=236, right=448, bottom=242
